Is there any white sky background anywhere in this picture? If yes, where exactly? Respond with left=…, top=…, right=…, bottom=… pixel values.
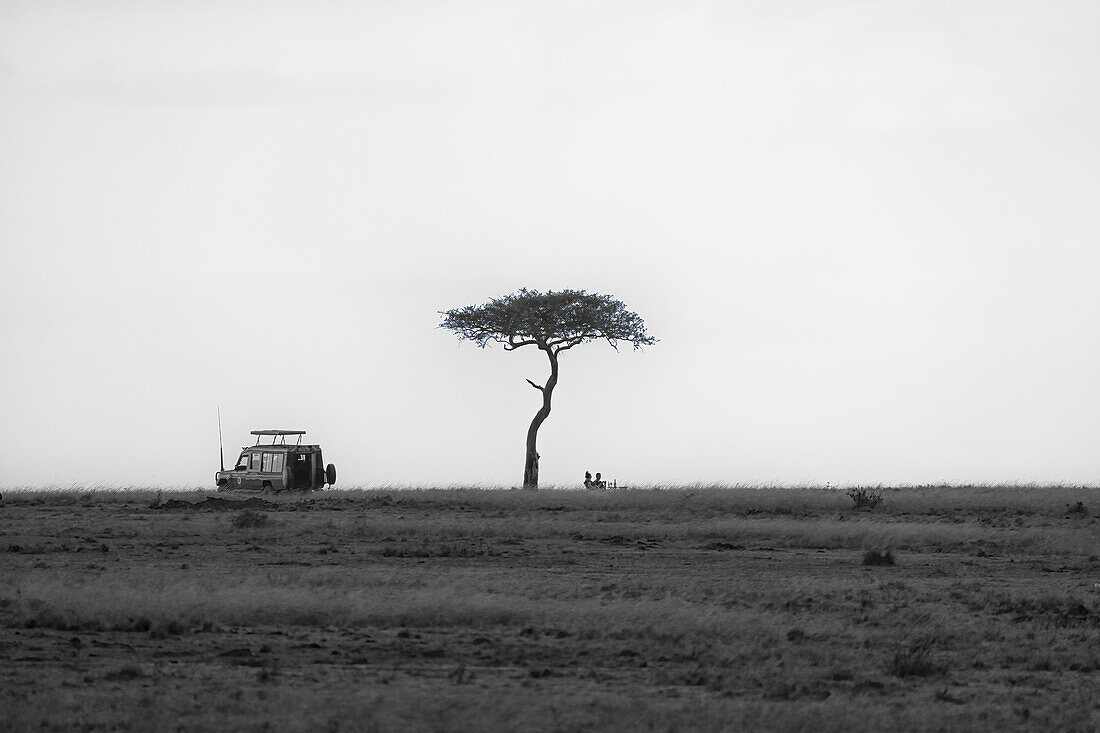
left=1, top=1, right=1098, bottom=488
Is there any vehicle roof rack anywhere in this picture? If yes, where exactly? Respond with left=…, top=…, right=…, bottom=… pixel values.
left=251, top=429, right=306, bottom=446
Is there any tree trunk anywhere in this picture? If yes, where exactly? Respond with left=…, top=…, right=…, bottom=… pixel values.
left=522, top=347, right=558, bottom=489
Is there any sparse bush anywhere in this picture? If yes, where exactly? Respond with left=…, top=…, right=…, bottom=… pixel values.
left=149, top=619, right=186, bottom=639
left=847, top=487, right=884, bottom=510
left=862, top=548, right=895, bottom=566
left=232, top=510, right=269, bottom=529
left=888, top=638, right=942, bottom=677
left=1066, top=501, right=1087, bottom=516
left=104, top=665, right=146, bottom=681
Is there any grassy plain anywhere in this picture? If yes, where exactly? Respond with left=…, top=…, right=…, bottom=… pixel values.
left=1, top=485, right=1099, bottom=732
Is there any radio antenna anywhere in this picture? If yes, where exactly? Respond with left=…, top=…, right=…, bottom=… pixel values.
left=218, top=407, right=225, bottom=472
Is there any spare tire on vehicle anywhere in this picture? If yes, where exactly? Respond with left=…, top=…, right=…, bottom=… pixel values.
left=326, top=464, right=337, bottom=485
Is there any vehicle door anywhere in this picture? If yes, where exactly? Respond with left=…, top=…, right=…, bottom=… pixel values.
left=227, top=449, right=261, bottom=488
left=224, top=452, right=250, bottom=489
left=239, top=450, right=264, bottom=489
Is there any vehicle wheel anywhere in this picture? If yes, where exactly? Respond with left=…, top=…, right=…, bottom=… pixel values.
left=326, top=464, right=337, bottom=485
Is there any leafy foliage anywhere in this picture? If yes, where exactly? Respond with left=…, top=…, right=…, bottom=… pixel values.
left=439, top=288, right=656, bottom=354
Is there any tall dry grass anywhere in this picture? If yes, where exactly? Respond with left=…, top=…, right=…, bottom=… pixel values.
left=4, top=483, right=1097, bottom=514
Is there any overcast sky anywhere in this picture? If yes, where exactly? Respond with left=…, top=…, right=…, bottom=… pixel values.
left=2, top=1, right=1097, bottom=488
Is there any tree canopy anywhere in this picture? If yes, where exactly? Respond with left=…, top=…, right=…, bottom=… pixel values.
left=439, top=288, right=656, bottom=354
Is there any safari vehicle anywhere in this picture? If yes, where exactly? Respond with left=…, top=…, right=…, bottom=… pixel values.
left=216, top=430, right=336, bottom=492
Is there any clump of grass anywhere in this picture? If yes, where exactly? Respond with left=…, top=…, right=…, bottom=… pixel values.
left=887, top=638, right=942, bottom=677
left=862, top=548, right=895, bottom=566
left=847, top=487, right=883, bottom=510
left=232, top=510, right=268, bottom=529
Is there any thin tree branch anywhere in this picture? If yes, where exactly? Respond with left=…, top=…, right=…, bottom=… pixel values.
left=525, top=379, right=545, bottom=392
left=553, top=336, right=588, bottom=354
left=504, top=336, right=539, bottom=351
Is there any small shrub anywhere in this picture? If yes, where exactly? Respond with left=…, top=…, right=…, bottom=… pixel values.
left=448, top=662, right=473, bottom=685
left=104, top=665, right=146, bottom=681
left=888, top=638, right=942, bottom=677
left=934, top=687, right=965, bottom=704
left=257, top=659, right=281, bottom=683
left=232, top=510, right=268, bottom=529
left=862, top=548, right=895, bottom=566
left=847, top=487, right=883, bottom=510
left=149, top=619, right=185, bottom=639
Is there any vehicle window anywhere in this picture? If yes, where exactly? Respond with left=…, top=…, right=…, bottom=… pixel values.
left=250, top=452, right=262, bottom=470
left=262, top=453, right=273, bottom=472
left=236, top=454, right=249, bottom=469
left=271, top=454, right=284, bottom=473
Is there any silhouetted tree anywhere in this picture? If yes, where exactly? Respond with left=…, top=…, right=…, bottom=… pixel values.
left=440, top=288, right=656, bottom=489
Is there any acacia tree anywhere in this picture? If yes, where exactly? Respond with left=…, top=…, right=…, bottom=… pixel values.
left=440, top=288, right=656, bottom=489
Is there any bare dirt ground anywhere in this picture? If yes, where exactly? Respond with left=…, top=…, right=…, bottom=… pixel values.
left=1, top=486, right=1099, bottom=731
